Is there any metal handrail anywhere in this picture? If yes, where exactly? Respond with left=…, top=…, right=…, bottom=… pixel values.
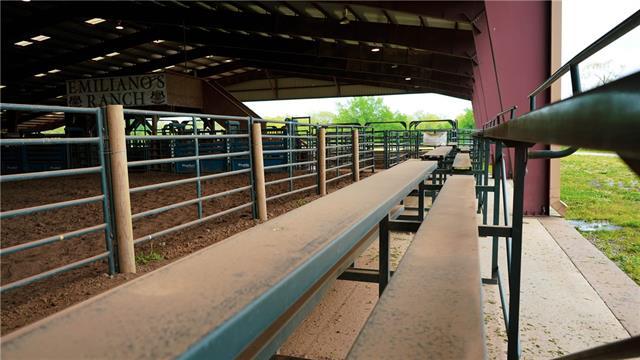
left=530, top=10, right=640, bottom=99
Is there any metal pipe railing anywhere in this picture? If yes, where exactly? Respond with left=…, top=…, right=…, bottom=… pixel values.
left=0, top=103, right=116, bottom=293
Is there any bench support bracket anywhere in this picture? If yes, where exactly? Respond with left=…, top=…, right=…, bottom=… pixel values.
left=379, top=214, right=390, bottom=295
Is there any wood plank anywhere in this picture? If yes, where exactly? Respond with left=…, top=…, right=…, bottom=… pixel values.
left=421, top=145, right=453, bottom=160
left=2, top=160, right=437, bottom=360
left=349, top=175, right=484, bottom=359
left=453, top=152, right=472, bottom=170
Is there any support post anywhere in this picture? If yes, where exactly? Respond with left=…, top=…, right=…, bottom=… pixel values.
left=379, top=214, right=390, bottom=296
left=352, top=128, right=360, bottom=181
left=105, top=105, right=135, bottom=274
left=418, top=181, right=425, bottom=221
left=507, top=143, right=527, bottom=360
left=251, top=123, right=268, bottom=221
left=193, top=117, right=203, bottom=219
left=317, top=127, right=327, bottom=196
left=492, top=141, right=503, bottom=279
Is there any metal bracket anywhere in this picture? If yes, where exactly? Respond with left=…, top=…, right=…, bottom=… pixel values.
left=478, top=225, right=513, bottom=238
left=388, top=220, right=421, bottom=232
left=338, top=268, right=395, bottom=283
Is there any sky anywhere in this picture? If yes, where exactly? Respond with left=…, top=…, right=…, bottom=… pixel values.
left=245, top=1, right=639, bottom=119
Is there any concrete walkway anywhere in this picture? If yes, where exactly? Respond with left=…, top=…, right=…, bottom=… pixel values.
left=279, top=183, right=638, bottom=359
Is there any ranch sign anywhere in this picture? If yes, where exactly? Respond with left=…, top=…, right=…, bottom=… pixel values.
left=66, top=74, right=167, bottom=107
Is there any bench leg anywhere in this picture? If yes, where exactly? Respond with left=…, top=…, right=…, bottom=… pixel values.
left=379, top=214, right=390, bottom=296
left=507, top=144, right=527, bottom=360
left=418, top=181, right=425, bottom=221
left=491, top=142, right=503, bottom=279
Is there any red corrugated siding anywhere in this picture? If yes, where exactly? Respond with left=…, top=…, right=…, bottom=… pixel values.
left=471, top=1, right=551, bottom=215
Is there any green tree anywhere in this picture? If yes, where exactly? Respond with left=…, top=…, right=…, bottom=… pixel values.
left=455, top=108, right=475, bottom=129
left=334, top=97, right=408, bottom=131
left=309, top=111, right=336, bottom=124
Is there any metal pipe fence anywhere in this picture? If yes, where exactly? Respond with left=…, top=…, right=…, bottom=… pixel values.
left=0, top=104, right=379, bottom=292
left=0, top=103, right=115, bottom=293
left=255, top=118, right=321, bottom=202
left=121, top=109, right=254, bottom=246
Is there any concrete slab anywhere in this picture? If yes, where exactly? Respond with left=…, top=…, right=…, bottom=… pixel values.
left=280, top=179, right=636, bottom=359
left=538, top=216, right=640, bottom=335
left=480, top=217, right=630, bottom=358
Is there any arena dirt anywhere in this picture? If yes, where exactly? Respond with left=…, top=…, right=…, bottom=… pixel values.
left=0, top=169, right=372, bottom=334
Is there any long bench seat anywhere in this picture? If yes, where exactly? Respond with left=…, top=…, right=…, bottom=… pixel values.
left=2, top=160, right=437, bottom=360
left=421, top=145, right=453, bottom=160
left=453, top=152, right=472, bottom=171
left=349, top=175, right=485, bottom=359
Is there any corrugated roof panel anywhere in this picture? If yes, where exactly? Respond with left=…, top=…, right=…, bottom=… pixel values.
left=390, top=12, right=421, bottom=27
left=425, top=17, right=456, bottom=29
left=245, top=3, right=269, bottom=15
left=301, top=5, right=326, bottom=19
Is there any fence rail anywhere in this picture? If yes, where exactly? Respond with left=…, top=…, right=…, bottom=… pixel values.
left=2, top=101, right=467, bottom=292
left=0, top=103, right=115, bottom=293
left=0, top=104, right=393, bottom=293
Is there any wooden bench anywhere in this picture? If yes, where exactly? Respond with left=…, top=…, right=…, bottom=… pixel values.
left=349, top=176, right=485, bottom=359
left=453, top=152, right=472, bottom=172
left=1, top=160, right=437, bottom=360
left=421, top=145, right=453, bottom=160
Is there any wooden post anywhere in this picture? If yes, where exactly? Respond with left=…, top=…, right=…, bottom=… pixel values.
left=251, top=123, right=268, bottom=221
left=318, top=127, right=327, bottom=196
left=105, top=105, right=136, bottom=273
left=352, top=129, right=360, bottom=182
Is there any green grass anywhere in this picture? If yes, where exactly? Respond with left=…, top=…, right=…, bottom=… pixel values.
left=135, top=250, right=164, bottom=265
left=561, top=154, right=640, bottom=284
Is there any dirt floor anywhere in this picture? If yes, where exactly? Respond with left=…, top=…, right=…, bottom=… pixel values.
left=0, top=168, right=371, bottom=335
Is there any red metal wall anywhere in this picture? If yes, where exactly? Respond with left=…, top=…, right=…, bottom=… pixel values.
left=471, top=1, right=551, bottom=215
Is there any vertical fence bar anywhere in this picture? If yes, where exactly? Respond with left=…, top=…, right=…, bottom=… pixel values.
left=491, top=141, right=503, bottom=279
left=318, top=127, right=327, bottom=196
left=287, top=121, right=294, bottom=192
left=379, top=213, right=390, bottom=296
left=105, top=105, right=136, bottom=274
left=247, top=117, right=257, bottom=219
left=96, top=108, right=116, bottom=275
left=507, top=143, right=527, bottom=360
left=251, top=122, right=268, bottom=221
left=483, top=139, right=490, bottom=224
left=352, top=128, right=360, bottom=182
left=418, top=181, right=425, bottom=221
left=193, top=117, right=203, bottom=219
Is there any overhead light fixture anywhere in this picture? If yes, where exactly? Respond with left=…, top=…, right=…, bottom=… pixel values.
left=48, top=69, right=61, bottom=73
left=85, top=18, right=106, bottom=25
left=91, top=56, right=105, bottom=61
left=339, top=8, right=351, bottom=25
left=152, top=69, right=163, bottom=73
left=56, top=95, right=64, bottom=99
left=206, top=55, right=215, bottom=59
left=31, top=35, right=50, bottom=42
left=22, top=0, right=31, bottom=2
left=115, top=21, right=124, bottom=30
left=106, top=52, right=120, bottom=57
left=370, top=47, right=380, bottom=52
left=0, top=85, right=6, bottom=89
left=391, top=64, right=398, bottom=69
left=15, top=40, right=33, bottom=47
left=224, top=59, right=233, bottom=63
left=405, top=77, right=412, bottom=81
left=34, top=73, right=47, bottom=78
left=164, top=65, right=175, bottom=69
left=153, top=39, right=165, bottom=44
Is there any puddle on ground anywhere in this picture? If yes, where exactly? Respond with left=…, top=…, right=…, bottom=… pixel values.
left=568, top=220, right=622, bottom=232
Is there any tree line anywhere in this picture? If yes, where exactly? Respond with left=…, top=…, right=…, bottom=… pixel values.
left=264, top=96, right=475, bottom=132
